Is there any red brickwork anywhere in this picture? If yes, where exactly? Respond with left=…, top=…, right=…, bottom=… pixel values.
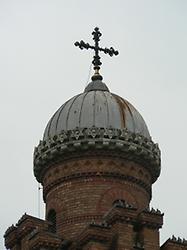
left=43, top=157, right=151, bottom=239
left=4, top=214, right=49, bottom=250
left=4, top=149, right=186, bottom=250
left=113, top=223, right=134, bottom=249
left=142, top=227, right=160, bottom=250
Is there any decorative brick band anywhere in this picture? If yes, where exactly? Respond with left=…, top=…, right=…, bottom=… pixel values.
left=34, top=127, right=161, bottom=183
left=43, top=171, right=151, bottom=200
left=61, top=214, right=103, bottom=225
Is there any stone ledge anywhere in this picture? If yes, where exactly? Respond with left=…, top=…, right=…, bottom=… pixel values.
left=138, top=208, right=164, bottom=229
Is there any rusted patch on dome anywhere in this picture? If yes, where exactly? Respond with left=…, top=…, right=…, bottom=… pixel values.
left=112, top=94, right=127, bottom=127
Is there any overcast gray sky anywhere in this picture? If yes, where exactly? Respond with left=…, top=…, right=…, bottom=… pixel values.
left=0, top=0, right=187, bottom=248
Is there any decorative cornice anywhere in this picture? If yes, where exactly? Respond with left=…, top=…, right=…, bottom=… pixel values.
left=138, top=208, right=163, bottom=229
left=60, top=214, right=103, bottom=225
left=169, top=235, right=187, bottom=245
left=34, top=127, right=161, bottom=183
left=104, top=204, right=137, bottom=225
left=102, top=205, right=163, bottom=230
left=161, top=236, right=187, bottom=249
left=143, top=207, right=163, bottom=215
left=28, top=231, right=62, bottom=250
left=16, top=213, right=46, bottom=226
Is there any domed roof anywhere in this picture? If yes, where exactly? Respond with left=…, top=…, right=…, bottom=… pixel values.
left=44, top=80, right=150, bottom=140
left=34, top=79, right=161, bottom=183
left=34, top=27, right=161, bottom=184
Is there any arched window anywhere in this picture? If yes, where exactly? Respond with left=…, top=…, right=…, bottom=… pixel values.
left=47, top=209, right=56, bottom=233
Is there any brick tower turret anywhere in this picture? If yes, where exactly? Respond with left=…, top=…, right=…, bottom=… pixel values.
left=33, top=83, right=161, bottom=245
left=4, top=27, right=187, bottom=250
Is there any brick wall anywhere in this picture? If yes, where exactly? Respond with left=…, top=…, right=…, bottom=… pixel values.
left=42, top=157, right=152, bottom=240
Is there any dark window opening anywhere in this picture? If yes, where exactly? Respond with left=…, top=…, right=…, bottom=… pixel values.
left=133, top=224, right=144, bottom=250
left=113, top=199, right=126, bottom=207
left=47, top=209, right=56, bottom=233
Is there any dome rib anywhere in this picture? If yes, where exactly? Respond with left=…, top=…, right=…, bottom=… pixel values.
left=45, top=107, right=62, bottom=138
left=65, top=94, right=82, bottom=130
left=120, top=96, right=136, bottom=131
left=112, top=94, right=126, bottom=128
left=78, top=92, right=88, bottom=128
left=94, top=91, right=108, bottom=128
left=93, top=91, right=96, bottom=127
left=80, top=91, right=95, bottom=128
left=55, top=101, right=68, bottom=133
left=106, top=92, right=121, bottom=128
left=123, top=100, right=136, bottom=133
left=44, top=120, right=51, bottom=139
left=102, top=91, right=110, bottom=127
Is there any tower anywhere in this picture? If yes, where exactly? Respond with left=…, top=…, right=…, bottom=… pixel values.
left=4, top=28, right=187, bottom=250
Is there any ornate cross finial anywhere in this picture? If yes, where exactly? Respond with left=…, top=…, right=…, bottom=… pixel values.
left=75, top=27, right=119, bottom=81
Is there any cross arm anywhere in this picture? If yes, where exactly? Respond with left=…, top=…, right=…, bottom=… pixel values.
left=74, top=40, right=94, bottom=50
left=74, top=27, right=119, bottom=81
left=98, top=47, right=119, bottom=57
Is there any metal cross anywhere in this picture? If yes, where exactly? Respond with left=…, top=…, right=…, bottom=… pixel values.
left=75, top=27, right=119, bottom=80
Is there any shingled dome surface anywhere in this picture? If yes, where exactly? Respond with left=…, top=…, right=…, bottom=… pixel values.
left=44, top=80, right=150, bottom=140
